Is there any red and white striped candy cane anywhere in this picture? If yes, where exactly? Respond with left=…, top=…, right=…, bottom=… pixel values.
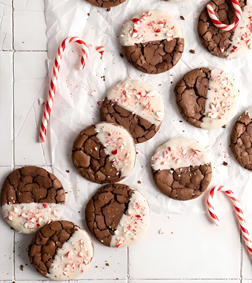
left=39, top=36, right=88, bottom=143
left=207, top=186, right=252, bottom=257
left=207, top=0, right=242, bottom=31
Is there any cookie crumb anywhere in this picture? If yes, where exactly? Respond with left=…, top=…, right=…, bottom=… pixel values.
left=180, top=16, right=185, bottom=20
left=189, top=49, right=195, bottom=54
left=137, top=180, right=141, bottom=184
left=158, top=229, right=164, bottom=235
left=179, top=120, right=182, bottom=123
left=222, top=125, right=226, bottom=128
left=95, top=266, right=98, bottom=268
left=105, top=263, right=109, bottom=266
left=20, top=265, right=24, bottom=271
left=87, top=13, right=90, bottom=16
left=107, top=8, right=111, bottom=11
left=223, top=161, right=228, bottom=166
left=120, top=53, right=124, bottom=58
left=66, top=170, right=70, bottom=173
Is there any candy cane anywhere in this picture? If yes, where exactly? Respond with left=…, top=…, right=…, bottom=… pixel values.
left=39, top=36, right=89, bottom=143
left=207, top=186, right=252, bottom=257
left=207, top=0, right=242, bottom=31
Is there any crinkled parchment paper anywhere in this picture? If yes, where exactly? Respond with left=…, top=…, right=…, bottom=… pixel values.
left=44, top=0, right=252, bottom=218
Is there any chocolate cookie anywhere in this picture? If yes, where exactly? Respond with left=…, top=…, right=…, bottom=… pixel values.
left=151, top=137, right=212, bottom=200
left=175, top=67, right=239, bottom=129
left=1, top=166, right=65, bottom=234
left=230, top=107, right=252, bottom=170
left=86, top=0, right=126, bottom=8
left=119, top=10, right=184, bottom=74
left=85, top=183, right=149, bottom=247
left=198, top=0, right=252, bottom=59
left=28, top=220, right=94, bottom=280
left=72, top=122, right=136, bottom=184
left=100, top=79, right=164, bottom=143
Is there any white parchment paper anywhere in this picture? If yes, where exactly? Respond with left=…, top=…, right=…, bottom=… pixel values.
left=44, top=0, right=252, bottom=218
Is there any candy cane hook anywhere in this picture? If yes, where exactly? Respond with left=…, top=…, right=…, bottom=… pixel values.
left=207, top=186, right=252, bottom=257
left=39, top=36, right=89, bottom=143
left=207, top=0, right=242, bottom=31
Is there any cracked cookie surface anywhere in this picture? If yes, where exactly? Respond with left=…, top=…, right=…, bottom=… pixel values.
left=231, top=107, right=252, bottom=171
left=86, top=183, right=150, bottom=247
left=28, top=220, right=94, bottom=280
left=198, top=0, right=246, bottom=58
left=86, top=0, right=126, bottom=8
left=72, top=123, right=136, bottom=184
left=100, top=79, right=164, bottom=143
left=120, top=10, right=184, bottom=74
left=151, top=137, right=212, bottom=201
left=175, top=67, right=239, bottom=129
left=1, top=166, right=65, bottom=233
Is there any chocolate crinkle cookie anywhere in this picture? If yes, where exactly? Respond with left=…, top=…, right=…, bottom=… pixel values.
left=151, top=137, right=212, bottom=201
left=175, top=67, right=239, bottom=129
left=28, top=220, right=94, bottom=280
left=198, top=0, right=252, bottom=59
left=85, top=183, right=149, bottom=248
left=231, top=106, right=252, bottom=171
left=119, top=10, right=184, bottom=74
left=100, top=79, right=164, bottom=143
left=72, top=122, right=136, bottom=184
left=86, top=0, right=126, bottom=8
left=1, top=166, right=65, bottom=234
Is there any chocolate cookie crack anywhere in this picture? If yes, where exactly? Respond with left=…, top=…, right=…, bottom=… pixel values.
left=100, top=98, right=159, bottom=143
left=122, top=38, right=184, bottom=74
left=175, top=68, right=211, bottom=128
left=198, top=0, right=245, bottom=58
left=1, top=167, right=65, bottom=206
left=153, top=164, right=212, bottom=201
left=86, top=0, right=126, bottom=8
left=85, top=184, right=133, bottom=246
left=72, top=125, right=123, bottom=184
left=28, top=221, right=78, bottom=277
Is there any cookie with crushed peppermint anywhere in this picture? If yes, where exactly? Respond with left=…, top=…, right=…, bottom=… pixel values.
left=86, top=0, right=126, bottom=8
left=175, top=67, right=240, bottom=129
left=28, top=220, right=94, bottom=280
left=72, top=122, right=136, bottom=184
left=151, top=137, right=212, bottom=201
left=119, top=10, right=184, bottom=74
left=198, top=0, right=252, bottom=59
left=85, top=183, right=150, bottom=247
left=0, top=166, right=65, bottom=234
left=100, top=79, right=164, bottom=143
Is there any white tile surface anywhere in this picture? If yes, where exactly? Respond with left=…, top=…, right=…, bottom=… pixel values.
left=0, top=51, right=13, bottom=166
left=0, top=0, right=12, bottom=50
left=129, top=212, right=241, bottom=279
left=14, top=51, right=51, bottom=166
left=130, top=281, right=240, bottom=283
left=14, top=1, right=47, bottom=51
left=0, top=167, right=14, bottom=280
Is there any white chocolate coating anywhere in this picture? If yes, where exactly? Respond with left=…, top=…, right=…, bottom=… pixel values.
left=1, top=203, right=64, bottom=234
left=95, top=123, right=136, bottom=177
left=106, top=79, right=164, bottom=126
left=151, top=137, right=210, bottom=171
left=245, top=106, right=252, bottom=119
left=201, top=68, right=239, bottom=129
left=47, top=229, right=93, bottom=280
left=110, top=189, right=149, bottom=248
left=120, top=10, right=183, bottom=46
left=227, top=1, right=252, bottom=59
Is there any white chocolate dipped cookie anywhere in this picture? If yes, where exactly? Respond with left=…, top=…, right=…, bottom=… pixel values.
left=0, top=166, right=65, bottom=234
left=100, top=79, right=164, bottom=143
left=28, top=221, right=93, bottom=280
left=72, top=122, right=136, bottom=184
left=119, top=10, right=184, bottom=74
left=151, top=137, right=212, bottom=200
left=85, top=183, right=149, bottom=248
left=175, top=67, right=240, bottom=130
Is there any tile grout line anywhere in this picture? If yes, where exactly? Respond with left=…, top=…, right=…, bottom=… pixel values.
left=240, top=229, right=243, bottom=281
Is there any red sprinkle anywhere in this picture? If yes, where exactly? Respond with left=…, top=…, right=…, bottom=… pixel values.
left=155, top=29, right=161, bottom=33
left=37, top=224, right=40, bottom=227
left=66, top=252, right=70, bottom=257
left=43, top=204, right=48, bottom=208
left=132, top=18, right=140, bottom=23
left=112, top=149, right=118, bottom=155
